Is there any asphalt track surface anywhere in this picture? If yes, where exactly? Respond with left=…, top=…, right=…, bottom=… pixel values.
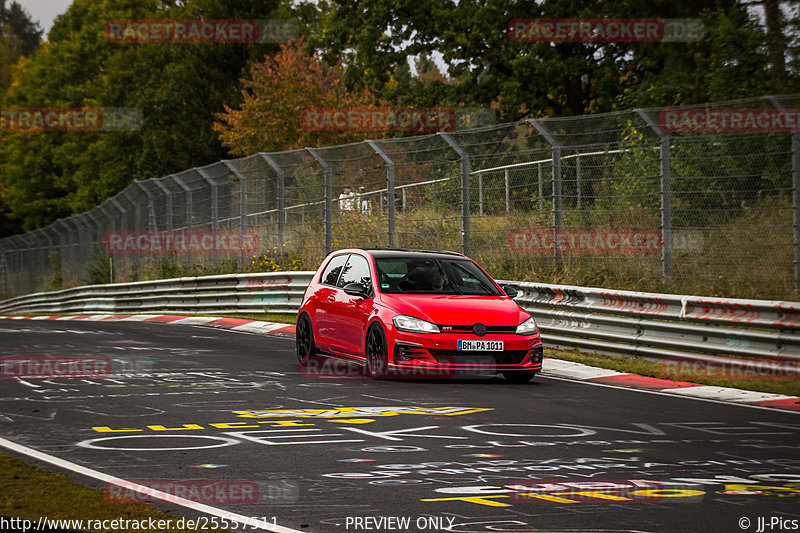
left=0, top=319, right=798, bottom=533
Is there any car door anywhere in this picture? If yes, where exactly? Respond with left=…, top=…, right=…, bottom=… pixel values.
left=328, top=253, right=374, bottom=357
left=312, top=253, right=349, bottom=350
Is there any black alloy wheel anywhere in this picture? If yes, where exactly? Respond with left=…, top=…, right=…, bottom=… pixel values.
left=296, top=314, right=316, bottom=366
left=365, top=325, right=388, bottom=379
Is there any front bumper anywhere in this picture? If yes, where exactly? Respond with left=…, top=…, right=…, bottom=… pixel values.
left=387, top=330, right=543, bottom=376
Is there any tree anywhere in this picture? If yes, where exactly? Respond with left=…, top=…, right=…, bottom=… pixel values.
left=0, top=0, right=303, bottom=235
left=0, top=0, right=42, bottom=96
left=315, top=0, right=799, bottom=120
left=214, top=37, right=374, bottom=155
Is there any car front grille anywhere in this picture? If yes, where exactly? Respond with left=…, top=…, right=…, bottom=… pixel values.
left=427, top=349, right=529, bottom=365
left=437, top=324, right=517, bottom=333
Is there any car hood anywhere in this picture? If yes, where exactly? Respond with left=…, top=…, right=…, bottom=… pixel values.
left=379, top=294, right=528, bottom=326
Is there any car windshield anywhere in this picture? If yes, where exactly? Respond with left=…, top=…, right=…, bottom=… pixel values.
left=374, top=257, right=502, bottom=296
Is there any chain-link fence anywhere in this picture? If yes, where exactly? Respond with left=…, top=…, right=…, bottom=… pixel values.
left=1, top=95, right=798, bottom=301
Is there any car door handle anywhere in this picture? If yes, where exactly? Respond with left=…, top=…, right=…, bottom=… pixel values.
left=328, top=297, right=335, bottom=302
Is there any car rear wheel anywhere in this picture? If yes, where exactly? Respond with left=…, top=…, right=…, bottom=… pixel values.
left=296, top=314, right=316, bottom=366
left=503, top=371, right=536, bottom=383
left=365, top=324, right=388, bottom=379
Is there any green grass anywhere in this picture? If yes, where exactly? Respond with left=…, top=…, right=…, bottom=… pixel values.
left=0, top=453, right=232, bottom=532
left=30, top=192, right=796, bottom=303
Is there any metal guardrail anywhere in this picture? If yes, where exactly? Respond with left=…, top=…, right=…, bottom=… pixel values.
left=0, top=272, right=315, bottom=316
left=1, top=273, right=798, bottom=375
left=500, top=280, right=800, bottom=375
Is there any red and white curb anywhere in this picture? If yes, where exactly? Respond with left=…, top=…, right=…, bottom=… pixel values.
left=2, top=314, right=797, bottom=413
left=0, top=313, right=296, bottom=337
left=541, top=358, right=800, bottom=412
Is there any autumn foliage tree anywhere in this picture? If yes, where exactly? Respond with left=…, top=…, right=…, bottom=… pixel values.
left=214, top=37, right=375, bottom=155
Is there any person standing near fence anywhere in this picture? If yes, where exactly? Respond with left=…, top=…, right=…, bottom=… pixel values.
left=339, top=185, right=355, bottom=211
left=358, top=186, right=372, bottom=215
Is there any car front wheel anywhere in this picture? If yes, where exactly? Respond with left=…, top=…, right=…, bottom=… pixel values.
left=365, top=324, right=388, bottom=379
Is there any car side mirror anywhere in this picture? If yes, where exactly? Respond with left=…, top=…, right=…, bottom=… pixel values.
left=502, top=285, right=519, bottom=299
left=343, top=282, right=370, bottom=298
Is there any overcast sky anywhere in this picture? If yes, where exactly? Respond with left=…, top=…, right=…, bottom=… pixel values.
left=18, top=0, right=73, bottom=37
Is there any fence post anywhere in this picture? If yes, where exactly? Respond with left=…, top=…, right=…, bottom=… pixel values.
left=505, top=168, right=510, bottom=214
left=109, top=198, right=129, bottom=280
left=32, top=229, right=52, bottom=292
left=538, top=163, right=543, bottom=212
left=134, top=181, right=157, bottom=231
left=171, top=174, right=193, bottom=230
left=195, top=167, right=219, bottom=232
left=152, top=179, right=173, bottom=231
left=0, top=249, right=6, bottom=297
left=110, top=198, right=128, bottom=231
left=82, top=210, right=102, bottom=262
left=635, top=109, right=673, bottom=287
left=439, top=132, right=470, bottom=256
left=259, top=153, right=285, bottom=249
left=222, top=160, right=250, bottom=263
left=97, top=204, right=114, bottom=233
left=306, top=148, right=332, bottom=255
left=122, top=189, right=143, bottom=233
left=15, top=234, right=35, bottom=294
left=96, top=204, right=117, bottom=282
left=62, top=218, right=82, bottom=286
left=52, top=221, right=70, bottom=287
left=576, top=152, right=581, bottom=210
left=366, top=140, right=395, bottom=247
left=531, top=120, right=562, bottom=258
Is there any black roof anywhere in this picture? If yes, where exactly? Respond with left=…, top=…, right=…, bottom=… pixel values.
left=364, top=248, right=466, bottom=259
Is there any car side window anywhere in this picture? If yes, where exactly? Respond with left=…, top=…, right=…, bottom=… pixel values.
left=338, top=254, right=372, bottom=292
left=320, top=254, right=349, bottom=286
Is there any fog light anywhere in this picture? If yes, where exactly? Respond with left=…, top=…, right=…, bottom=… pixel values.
left=526, top=346, right=544, bottom=363
left=394, top=343, right=427, bottom=362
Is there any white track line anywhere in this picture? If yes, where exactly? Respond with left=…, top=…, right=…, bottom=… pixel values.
left=0, top=436, right=304, bottom=533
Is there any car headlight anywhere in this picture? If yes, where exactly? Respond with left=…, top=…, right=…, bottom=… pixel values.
left=393, top=315, right=440, bottom=334
left=515, top=316, right=538, bottom=335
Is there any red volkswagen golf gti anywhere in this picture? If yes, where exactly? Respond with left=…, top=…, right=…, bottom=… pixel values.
left=296, top=249, right=543, bottom=382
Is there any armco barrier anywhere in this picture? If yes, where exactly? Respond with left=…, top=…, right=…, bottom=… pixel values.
left=0, top=273, right=798, bottom=375
left=499, top=280, right=800, bottom=376
left=0, top=272, right=315, bottom=316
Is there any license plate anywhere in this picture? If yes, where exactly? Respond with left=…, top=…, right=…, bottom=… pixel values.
left=458, top=340, right=504, bottom=351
